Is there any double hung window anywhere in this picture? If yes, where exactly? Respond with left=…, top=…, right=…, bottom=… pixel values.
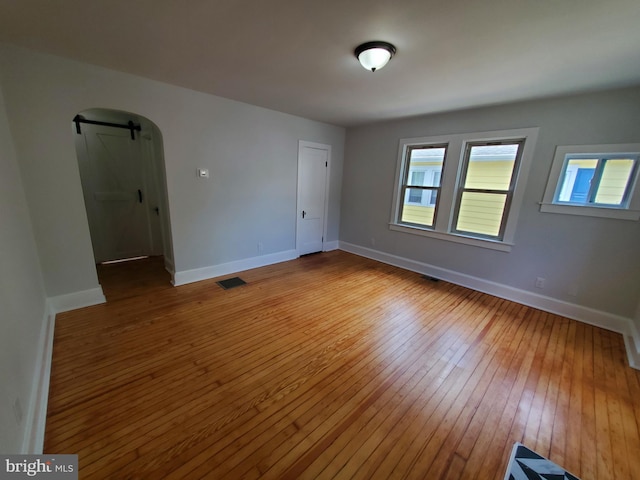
left=399, top=146, right=446, bottom=227
left=390, top=128, right=539, bottom=251
left=452, top=141, right=524, bottom=239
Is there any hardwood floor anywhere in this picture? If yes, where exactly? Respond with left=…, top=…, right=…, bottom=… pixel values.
left=96, top=255, right=172, bottom=302
left=45, top=251, right=640, bottom=479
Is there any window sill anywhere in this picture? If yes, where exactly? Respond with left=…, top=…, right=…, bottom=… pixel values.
left=388, top=223, right=513, bottom=252
left=539, top=203, right=640, bottom=220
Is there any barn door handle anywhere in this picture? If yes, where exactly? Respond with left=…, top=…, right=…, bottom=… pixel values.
left=137, top=189, right=143, bottom=203
left=302, top=210, right=306, bottom=218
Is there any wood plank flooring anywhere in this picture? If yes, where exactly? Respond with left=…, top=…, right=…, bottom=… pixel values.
left=44, top=251, right=640, bottom=479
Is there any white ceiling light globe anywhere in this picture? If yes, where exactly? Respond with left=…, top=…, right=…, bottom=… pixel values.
left=354, top=41, right=396, bottom=72
left=358, top=48, right=392, bottom=72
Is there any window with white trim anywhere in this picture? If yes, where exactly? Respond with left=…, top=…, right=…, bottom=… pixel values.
left=452, top=141, right=524, bottom=239
left=398, top=145, right=446, bottom=227
left=390, top=128, right=539, bottom=252
left=540, top=144, right=640, bottom=221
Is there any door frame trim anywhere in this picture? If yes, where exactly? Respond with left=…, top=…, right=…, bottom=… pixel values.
left=296, top=140, right=331, bottom=256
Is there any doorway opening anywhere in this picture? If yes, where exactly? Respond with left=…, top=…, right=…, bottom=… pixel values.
left=73, top=108, right=174, bottom=300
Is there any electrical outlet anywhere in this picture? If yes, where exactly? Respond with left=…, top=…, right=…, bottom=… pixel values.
left=13, top=397, right=23, bottom=426
left=371, top=237, right=376, bottom=246
left=257, top=242, right=264, bottom=253
left=568, top=284, right=579, bottom=297
left=535, top=277, right=546, bottom=289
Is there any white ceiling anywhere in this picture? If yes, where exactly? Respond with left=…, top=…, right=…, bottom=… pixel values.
left=1, top=0, right=639, bottom=127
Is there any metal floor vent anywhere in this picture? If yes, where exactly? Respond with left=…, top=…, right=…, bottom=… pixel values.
left=217, top=277, right=247, bottom=290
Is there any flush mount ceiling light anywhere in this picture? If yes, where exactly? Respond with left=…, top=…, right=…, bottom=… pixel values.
left=354, top=41, right=396, bottom=72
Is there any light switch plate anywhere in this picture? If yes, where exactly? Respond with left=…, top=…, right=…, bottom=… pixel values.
left=197, top=168, right=209, bottom=178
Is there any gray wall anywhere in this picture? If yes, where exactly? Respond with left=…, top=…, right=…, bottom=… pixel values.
left=0, top=85, right=47, bottom=452
left=341, top=87, right=640, bottom=318
left=0, top=44, right=345, bottom=296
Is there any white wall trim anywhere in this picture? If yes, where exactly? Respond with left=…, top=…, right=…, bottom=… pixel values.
left=164, top=256, right=175, bottom=276
left=22, top=302, right=56, bottom=454
left=628, top=304, right=640, bottom=369
left=339, top=241, right=639, bottom=369
left=173, top=249, right=298, bottom=286
left=48, top=287, right=106, bottom=313
left=323, top=240, right=339, bottom=251
left=624, top=330, right=640, bottom=370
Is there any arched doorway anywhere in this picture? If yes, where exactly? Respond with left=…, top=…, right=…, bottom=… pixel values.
left=73, top=108, right=174, bottom=297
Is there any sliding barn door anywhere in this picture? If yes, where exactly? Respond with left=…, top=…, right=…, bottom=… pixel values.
left=76, top=124, right=153, bottom=263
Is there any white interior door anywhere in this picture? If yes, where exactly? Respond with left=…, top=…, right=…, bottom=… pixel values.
left=76, top=124, right=152, bottom=263
left=296, top=141, right=330, bottom=255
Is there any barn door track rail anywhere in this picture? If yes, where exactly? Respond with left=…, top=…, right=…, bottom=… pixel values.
left=73, top=115, right=141, bottom=140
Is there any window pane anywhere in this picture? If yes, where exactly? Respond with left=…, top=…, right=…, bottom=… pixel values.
left=408, top=147, right=445, bottom=187
left=407, top=187, right=423, bottom=203
left=464, top=144, right=519, bottom=190
left=401, top=203, right=436, bottom=226
left=557, top=158, right=597, bottom=203
left=455, top=192, right=507, bottom=237
left=409, top=171, right=425, bottom=186
left=594, top=158, right=635, bottom=205
left=429, top=186, right=438, bottom=206
left=400, top=146, right=445, bottom=227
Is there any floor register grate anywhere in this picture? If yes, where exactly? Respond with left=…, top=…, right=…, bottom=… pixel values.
left=216, top=277, right=247, bottom=290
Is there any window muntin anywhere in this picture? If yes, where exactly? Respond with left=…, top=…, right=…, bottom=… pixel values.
left=554, top=155, right=638, bottom=207
left=398, top=145, right=446, bottom=228
left=453, top=142, right=523, bottom=239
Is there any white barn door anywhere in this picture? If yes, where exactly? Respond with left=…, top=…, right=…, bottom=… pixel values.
left=76, top=124, right=153, bottom=263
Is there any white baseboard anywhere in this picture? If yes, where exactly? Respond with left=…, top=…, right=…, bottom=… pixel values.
left=48, top=287, right=106, bottom=313
left=164, top=256, right=175, bottom=276
left=323, top=240, right=339, bottom=251
left=625, top=323, right=640, bottom=370
left=339, top=241, right=639, bottom=369
left=22, top=303, right=56, bottom=454
left=173, top=249, right=298, bottom=286
left=22, top=287, right=105, bottom=452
